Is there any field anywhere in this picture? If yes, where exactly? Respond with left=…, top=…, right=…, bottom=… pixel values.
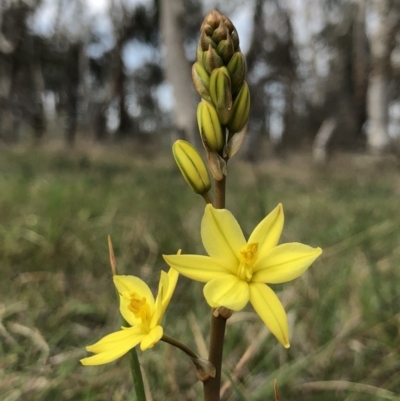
left=1, top=145, right=400, bottom=401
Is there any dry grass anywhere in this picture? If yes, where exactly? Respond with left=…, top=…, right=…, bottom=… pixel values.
left=1, top=146, right=399, bottom=400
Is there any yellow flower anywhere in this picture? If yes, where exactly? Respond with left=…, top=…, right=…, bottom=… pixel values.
left=80, top=268, right=178, bottom=366
left=163, top=204, right=321, bottom=348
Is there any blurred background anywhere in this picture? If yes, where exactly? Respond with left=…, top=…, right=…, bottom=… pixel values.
left=1, top=0, right=400, bottom=400
left=0, top=0, right=399, bottom=155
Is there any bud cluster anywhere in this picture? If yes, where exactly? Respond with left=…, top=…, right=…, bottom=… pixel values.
left=192, top=10, right=250, bottom=165
left=172, top=10, right=251, bottom=197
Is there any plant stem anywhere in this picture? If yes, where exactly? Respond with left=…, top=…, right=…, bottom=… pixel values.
left=129, top=349, right=147, bottom=401
left=214, top=177, right=226, bottom=209
left=204, top=174, right=227, bottom=401
left=108, top=237, right=147, bottom=401
left=202, top=192, right=214, bottom=205
left=161, top=334, right=199, bottom=359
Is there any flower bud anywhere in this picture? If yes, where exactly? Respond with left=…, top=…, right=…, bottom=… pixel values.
left=202, top=45, right=224, bottom=74
left=196, top=46, right=203, bottom=63
left=209, top=67, right=232, bottom=125
left=200, top=30, right=217, bottom=51
left=172, top=140, right=211, bottom=195
left=197, top=101, right=224, bottom=152
left=227, top=81, right=250, bottom=133
left=212, top=21, right=229, bottom=43
left=227, top=52, right=246, bottom=95
left=192, top=62, right=211, bottom=102
left=199, top=10, right=240, bottom=66
left=217, top=36, right=234, bottom=65
left=230, top=29, right=240, bottom=51
left=201, top=10, right=221, bottom=32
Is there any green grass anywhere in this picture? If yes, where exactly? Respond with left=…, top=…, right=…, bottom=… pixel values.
left=1, top=146, right=400, bottom=401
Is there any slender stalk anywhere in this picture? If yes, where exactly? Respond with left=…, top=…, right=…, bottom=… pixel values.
left=214, top=177, right=226, bottom=209
left=203, top=173, right=227, bottom=401
left=108, top=236, right=147, bottom=401
left=161, top=334, right=199, bottom=359
left=202, top=192, right=214, bottom=205
left=129, top=349, right=147, bottom=401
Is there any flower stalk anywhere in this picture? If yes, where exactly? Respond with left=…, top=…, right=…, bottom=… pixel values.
left=204, top=170, right=227, bottom=401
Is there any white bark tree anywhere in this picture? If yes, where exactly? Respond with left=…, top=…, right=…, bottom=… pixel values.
left=160, top=0, right=197, bottom=144
left=366, top=0, right=400, bottom=154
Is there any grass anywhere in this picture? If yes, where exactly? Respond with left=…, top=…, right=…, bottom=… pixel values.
left=1, top=145, right=400, bottom=401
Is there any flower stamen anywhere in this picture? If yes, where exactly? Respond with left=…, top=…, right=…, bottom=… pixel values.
left=238, top=243, right=258, bottom=281
left=128, top=293, right=151, bottom=324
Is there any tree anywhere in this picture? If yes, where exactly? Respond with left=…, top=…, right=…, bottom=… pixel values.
left=159, top=0, right=197, bottom=143
left=366, top=0, right=400, bottom=154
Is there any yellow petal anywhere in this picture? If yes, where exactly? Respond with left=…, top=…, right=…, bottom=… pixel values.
left=151, top=273, right=165, bottom=328
left=140, top=325, right=163, bottom=351
left=113, top=275, right=155, bottom=326
left=252, top=243, right=322, bottom=284
left=248, top=204, right=284, bottom=257
left=249, top=283, right=290, bottom=348
left=81, top=327, right=144, bottom=365
left=163, top=254, right=230, bottom=282
left=203, top=275, right=249, bottom=311
left=160, top=268, right=179, bottom=322
left=201, top=205, right=246, bottom=272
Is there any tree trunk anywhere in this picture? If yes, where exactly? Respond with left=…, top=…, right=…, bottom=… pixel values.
left=366, top=0, right=400, bottom=154
left=352, top=0, right=368, bottom=136
left=65, top=44, right=80, bottom=147
left=114, top=38, right=132, bottom=140
left=160, top=0, right=197, bottom=144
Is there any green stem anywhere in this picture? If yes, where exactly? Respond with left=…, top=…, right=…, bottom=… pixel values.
left=202, top=192, right=214, bottom=205
left=161, top=334, right=199, bottom=360
left=214, top=177, right=226, bottom=209
left=108, top=237, right=146, bottom=400
left=203, top=174, right=227, bottom=401
left=129, top=348, right=147, bottom=401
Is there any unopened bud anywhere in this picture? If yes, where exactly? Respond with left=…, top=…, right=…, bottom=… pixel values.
left=197, top=101, right=224, bottom=152
left=202, top=45, right=224, bottom=74
left=200, top=30, right=217, bottom=51
left=192, top=62, right=211, bottom=102
left=227, top=81, right=250, bottom=133
left=217, top=36, right=234, bottom=65
left=172, top=140, right=211, bottom=195
left=230, top=29, right=240, bottom=51
left=227, top=52, right=246, bottom=95
left=201, top=10, right=222, bottom=32
left=212, top=20, right=229, bottom=43
left=209, top=67, right=232, bottom=125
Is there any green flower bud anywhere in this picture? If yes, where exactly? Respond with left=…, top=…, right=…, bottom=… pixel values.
left=227, top=81, right=250, bottom=133
left=197, top=101, right=224, bottom=152
left=209, top=67, right=232, bottom=125
left=202, top=45, right=224, bottom=74
left=192, top=62, right=212, bottom=102
left=227, top=52, right=246, bottom=95
left=196, top=46, right=203, bottom=63
left=172, top=140, right=211, bottom=195
left=201, top=10, right=222, bottom=32
left=212, top=21, right=229, bottom=43
left=199, top=10, right=240, bottom=66
left=200, top=30, right=217, bottom=51
left=230, top=30, right=240, bottom=51
left=217, top=36, right=234, bottom=65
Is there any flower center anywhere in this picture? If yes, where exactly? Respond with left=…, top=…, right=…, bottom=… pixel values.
left=127, top=292, right=151, bottom=325
left=238, top=242, right=258, bottom=281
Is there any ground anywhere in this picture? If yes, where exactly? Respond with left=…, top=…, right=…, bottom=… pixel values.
left=1, top=146, right=399, bottom=401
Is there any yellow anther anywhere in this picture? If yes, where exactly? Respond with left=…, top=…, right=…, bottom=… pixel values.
left=128, top=293, right=151, bottom=323
left=239, top=243, right=259, bottom=265
left=238, top=243, right=259, bottom=281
